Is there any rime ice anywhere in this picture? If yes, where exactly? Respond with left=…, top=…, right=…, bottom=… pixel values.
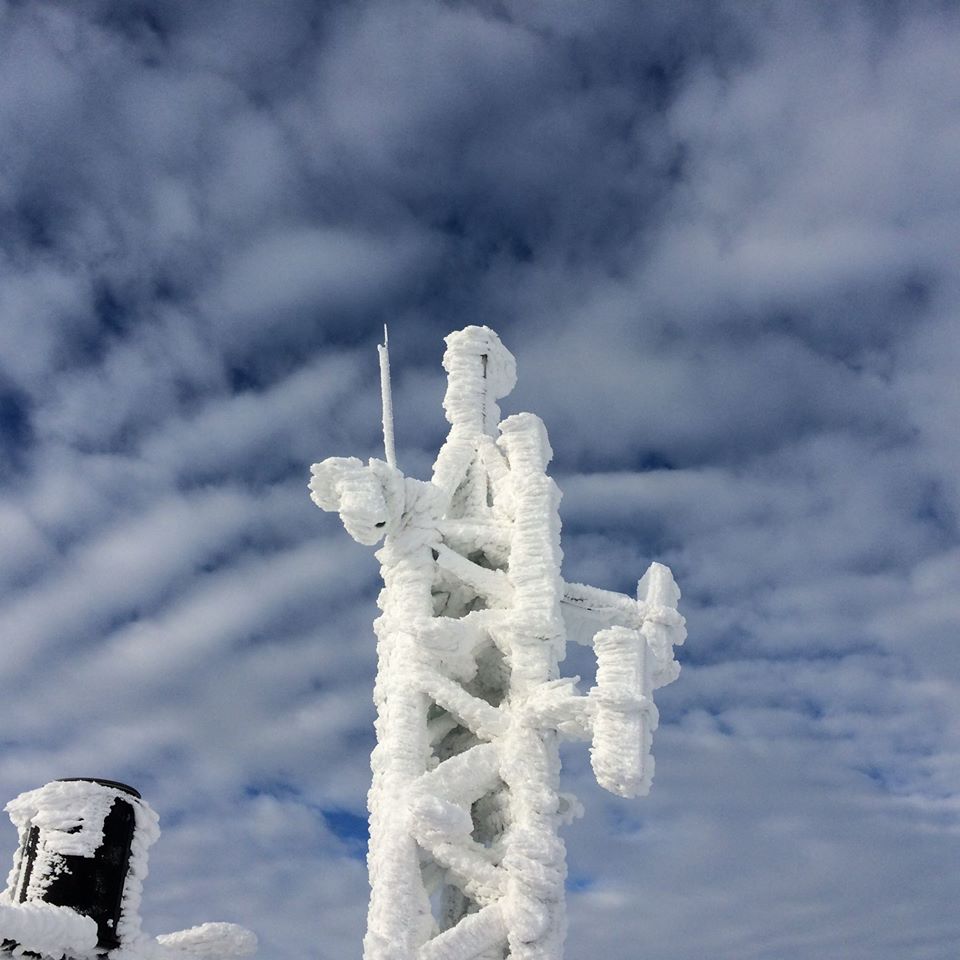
left=310, top=326, right=685, bottom=960
left=0, top=780, right=256, bottom=960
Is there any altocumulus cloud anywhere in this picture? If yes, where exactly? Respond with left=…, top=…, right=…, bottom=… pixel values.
left=0, top=2, right=958, bottom=958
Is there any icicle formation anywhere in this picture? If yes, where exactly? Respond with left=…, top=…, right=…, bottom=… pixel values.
left=309, top=327, right=685, bottom=960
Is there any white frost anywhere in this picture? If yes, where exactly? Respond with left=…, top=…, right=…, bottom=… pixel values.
left=310, top=325, right=685, bottom=960
left=0, top=902, right=98, bottom=958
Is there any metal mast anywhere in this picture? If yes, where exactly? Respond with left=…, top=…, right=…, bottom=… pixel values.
left=310, top=326, right=685, bottom=960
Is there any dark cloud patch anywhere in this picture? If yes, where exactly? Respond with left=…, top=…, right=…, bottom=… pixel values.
left=0, top=386, right=32, bottom=473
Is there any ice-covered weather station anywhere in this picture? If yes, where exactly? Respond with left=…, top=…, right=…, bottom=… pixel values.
left=0, top=778, right=255, bottom=960
left=310, top=326, right=686, bottom=960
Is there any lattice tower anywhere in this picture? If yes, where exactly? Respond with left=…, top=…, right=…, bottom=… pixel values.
left=309, top=326, right=685, bottom=960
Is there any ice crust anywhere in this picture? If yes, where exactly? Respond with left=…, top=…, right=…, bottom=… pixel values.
left=309, top=326, right=685, bottom=960
left=0, top=902, right=99, bottom=957
left=1, top=782, right=256, bottom=960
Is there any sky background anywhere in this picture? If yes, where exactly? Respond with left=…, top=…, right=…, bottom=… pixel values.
left=0, top=1, right=958, bottom=958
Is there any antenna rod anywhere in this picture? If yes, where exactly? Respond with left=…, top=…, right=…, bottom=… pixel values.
left=378, top=325, right=397, bottom=468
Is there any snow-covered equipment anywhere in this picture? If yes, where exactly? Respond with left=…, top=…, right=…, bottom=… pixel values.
left=309, top=326, right=686, bottom=960
left=0, top=779, right=256, bottom=960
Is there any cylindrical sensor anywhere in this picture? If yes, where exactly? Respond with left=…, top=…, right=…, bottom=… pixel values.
left=590, top=626, right=657, bottom=798
left=4, top=778, right=159, bottom=950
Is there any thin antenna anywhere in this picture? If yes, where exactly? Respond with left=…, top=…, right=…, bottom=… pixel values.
left=378, top=324, right=397, bottom=468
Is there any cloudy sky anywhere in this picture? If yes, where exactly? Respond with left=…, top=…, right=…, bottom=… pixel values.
left=1, top=1, right=958, bottom=957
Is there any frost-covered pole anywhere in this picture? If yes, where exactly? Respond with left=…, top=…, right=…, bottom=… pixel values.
left=310, top=327, right=685, bottom=960
left=378, top=325, right=397, bottom=469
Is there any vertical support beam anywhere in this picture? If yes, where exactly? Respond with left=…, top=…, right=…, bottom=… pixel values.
left=365, top=535, right=439, bottom=959
left=433, top=327, right=516, bottom=502
left=496, top=413, right=567, bottom=960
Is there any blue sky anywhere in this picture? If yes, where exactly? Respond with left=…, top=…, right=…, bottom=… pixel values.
left=1, top=1, right=958, bottom=958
